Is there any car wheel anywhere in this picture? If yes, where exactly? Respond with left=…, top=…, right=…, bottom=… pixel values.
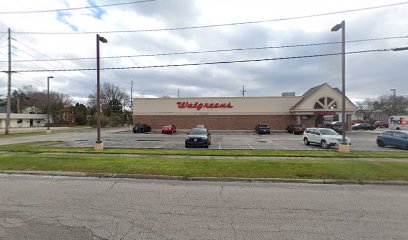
left=321, top=140, right=328, bottom=149
left=185, top=144, right=189, bottom=148
left=377, top=140, right=385, bottom=147
left=303, top=138, right=310, bottom=145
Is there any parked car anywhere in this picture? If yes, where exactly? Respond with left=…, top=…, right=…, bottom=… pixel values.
left=133, top=123, right=151, bottom=133
left=321, top=121, right=343, bottom=134
left=376, top=130, right=408, bottom=150
left=351, top=123, right=377, bottom=130
left=303, top=127, right=351, bottom=149
left=286, top=124, right=306, bottom=134
left=374, top=121, right=389, bottom=128
left=185, top=127, right=211, bottom=148
left=255, top=124, right=270, bottom=134
left=162, top=125, right=176, bottom=134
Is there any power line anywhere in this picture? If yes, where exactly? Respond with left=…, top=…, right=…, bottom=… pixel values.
left=0, top=0, right=157, bottom=15
left=11, top=37, right=98, bottom=89
left=3, top=35, right=408, bottom=63
left=6, top=48, right=397, bottom=73
left=3, top=1, right=408, bottom=35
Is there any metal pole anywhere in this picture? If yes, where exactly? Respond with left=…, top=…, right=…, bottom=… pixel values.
left=47, top=76, right=53, bottom=130
left=341, top=21, right=346, bottom=145
left=96, top=34, right=101, bottom=144
left=47, top=77, right=50, bottom=130
left=95, top=34, right=107, bottom=146
left=390, top=89, right=396, bottom=115
left=131, top=80, right=133, bottom=109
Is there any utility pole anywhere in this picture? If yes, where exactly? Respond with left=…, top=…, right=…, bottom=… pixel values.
left=130, top=80, right=133, bottom=110
left=177, top=89, right=180, bottom=98
left=240, top=85, right=247, bottom=97
left=5, top=28, right=12, bottom=134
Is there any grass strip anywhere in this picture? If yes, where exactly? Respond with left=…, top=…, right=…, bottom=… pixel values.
left=0, top=153, right=408, bottom=181
left=1, top=142, right=408, bottom=159
left=0, top=129, right=86, bottom=138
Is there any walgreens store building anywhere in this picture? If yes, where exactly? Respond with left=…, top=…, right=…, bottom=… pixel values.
left=132, top=83, right=357, bottom=130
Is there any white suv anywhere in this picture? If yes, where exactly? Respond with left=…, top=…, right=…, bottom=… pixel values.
left=303, top=128, right=351, bottom=149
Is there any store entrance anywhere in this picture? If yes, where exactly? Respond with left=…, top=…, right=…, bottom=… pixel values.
left=315, top=115, right=324, bottom=127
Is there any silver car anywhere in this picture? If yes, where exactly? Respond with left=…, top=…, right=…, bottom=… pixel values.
left=303, top=128, right=351, bottom=149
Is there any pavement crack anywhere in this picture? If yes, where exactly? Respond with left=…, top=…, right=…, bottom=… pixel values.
left=219, top=184, right=224, bottom=197
left=108, top=180, right=120, bottom=191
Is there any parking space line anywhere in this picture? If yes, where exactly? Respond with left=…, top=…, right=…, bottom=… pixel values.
left=155, top=143, right=167, bottom=148
left=247, top=143, right=255, bottom=149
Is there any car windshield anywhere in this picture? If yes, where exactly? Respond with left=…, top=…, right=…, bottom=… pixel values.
left=319, top=128, right=338, bottom=135
left=189, top=128, right=207, bottom=135
left=259, top=125, right=269, bottom=128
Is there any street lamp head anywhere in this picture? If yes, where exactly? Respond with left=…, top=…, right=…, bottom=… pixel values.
left=48, top=76, right=54, bottom=79
left=392, top=47, right=408, bottom=51
left=98, top=36, right=108, bottom=43
left=331, top=23, right=342, bottom=32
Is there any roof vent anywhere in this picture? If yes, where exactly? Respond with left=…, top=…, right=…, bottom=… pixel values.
left=282, top=92, right=296, bottom=96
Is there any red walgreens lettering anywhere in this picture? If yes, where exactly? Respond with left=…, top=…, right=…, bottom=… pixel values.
left=176, top=102, right=188, bottom=108
left=176, top=101, right=234, bottom=110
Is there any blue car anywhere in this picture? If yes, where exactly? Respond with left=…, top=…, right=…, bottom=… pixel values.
left=376, top=130, right=408, bottom=150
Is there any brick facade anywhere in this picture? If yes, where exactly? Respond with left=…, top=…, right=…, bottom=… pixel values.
left=133, top=114, right=317, bottom=130
left=132, top=84, right=357, bottom=131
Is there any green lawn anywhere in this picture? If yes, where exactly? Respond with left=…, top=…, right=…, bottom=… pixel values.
left=1, top=141, right=408, bottom=158
left=0, top=128, right=88, bottom=138
left=1, top=142, right=407, bottom=181
left=0, top=153, right=407, bottom=181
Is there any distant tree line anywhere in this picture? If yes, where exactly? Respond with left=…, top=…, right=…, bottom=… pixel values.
left=356, top=95, right=408, bottom=121
left=0, top=82, right=132, bottom=127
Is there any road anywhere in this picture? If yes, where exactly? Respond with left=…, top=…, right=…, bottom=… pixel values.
left=0, top=174, right=407, bottom=240
left=0, top=127, right=401, bottom=151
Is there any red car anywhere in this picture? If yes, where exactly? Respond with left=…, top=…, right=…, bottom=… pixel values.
left=374, top=121, right=389, bottom=128
left=161, top=125, right=176, bottom=134
left=286, top=124, right=306, bottom=134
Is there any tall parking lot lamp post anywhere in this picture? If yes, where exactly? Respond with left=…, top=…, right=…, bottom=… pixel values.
left=95, top=34, right=108, bottom=150
left=46, top=76, right=53, bottom=133
left=331, top=21, right=350, bottom=152
left=390, top=47, right=408, bottom=115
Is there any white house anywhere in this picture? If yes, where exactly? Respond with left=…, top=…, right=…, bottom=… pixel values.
left=0, top=113, right=49, bottom=128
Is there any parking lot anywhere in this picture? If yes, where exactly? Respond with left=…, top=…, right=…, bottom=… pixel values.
left=56, top=128, right=404, bottom=151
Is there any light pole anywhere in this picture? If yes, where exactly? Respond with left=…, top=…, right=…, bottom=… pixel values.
left=331, top=20, right=349, bottom=151
left=46, top=76, right=53, bottom=133
left=95, top=34, right=107, bottom=150
left=390, top=88, right=396, bottom=115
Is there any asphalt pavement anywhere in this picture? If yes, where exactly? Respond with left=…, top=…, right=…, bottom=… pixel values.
left=1, top=174, right=407, bottom=240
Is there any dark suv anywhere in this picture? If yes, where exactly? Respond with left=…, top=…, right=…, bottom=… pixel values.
left=322, top=121, right=343, bottom=134
left=133, top=123, right=152, bottom=133
left=185, top=127, right=211, bottom=148
left=255, top=124, right=270, bottom=134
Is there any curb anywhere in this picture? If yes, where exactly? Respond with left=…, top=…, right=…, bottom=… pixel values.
left=1, top=170, right=408, bottom=186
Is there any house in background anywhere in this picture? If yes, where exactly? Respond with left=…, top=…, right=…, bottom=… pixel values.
left=0, top=113, right=49, bottom=128
left=0, top=106, right=50, bottom=128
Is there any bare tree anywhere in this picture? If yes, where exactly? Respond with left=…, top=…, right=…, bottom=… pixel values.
left=10, top=85, right=73, bottom=124
left=375, top=95, right=408, bottom=116
left=355, top=99, right=379, bottom=120
left=88, top=82, right=130, bottom=108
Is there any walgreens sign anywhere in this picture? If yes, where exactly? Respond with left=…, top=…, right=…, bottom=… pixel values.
left=176, top=101, right=233, bottom=110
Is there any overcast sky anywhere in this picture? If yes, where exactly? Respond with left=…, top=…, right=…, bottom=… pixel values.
left=0, top=0, right=407, bottom=104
